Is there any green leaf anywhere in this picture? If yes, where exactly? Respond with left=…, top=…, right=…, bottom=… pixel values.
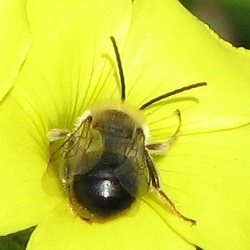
left=0, top=227, right=35, bottom=250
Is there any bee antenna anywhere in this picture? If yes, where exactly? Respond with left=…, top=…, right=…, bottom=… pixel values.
left=110, top=36, right=126, bottom=102
left=139, top=82, right=207, bottom=110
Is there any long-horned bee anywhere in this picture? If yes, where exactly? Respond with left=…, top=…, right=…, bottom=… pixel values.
left=47, top=36, right=207, bottom=224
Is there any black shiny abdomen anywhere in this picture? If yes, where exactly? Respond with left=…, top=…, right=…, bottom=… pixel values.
left=72, top=152, right=137, bottom=218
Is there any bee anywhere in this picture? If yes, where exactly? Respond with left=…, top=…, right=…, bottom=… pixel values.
left=47, top=36, right=207, bottom=223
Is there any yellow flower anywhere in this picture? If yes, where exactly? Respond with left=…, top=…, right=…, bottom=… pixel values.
left=1, top=0, right=250, bottom=249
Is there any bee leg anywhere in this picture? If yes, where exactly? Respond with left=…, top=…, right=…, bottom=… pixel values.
left=146, top=109, right=181, bottom=152
left=145, top=154, right=196, bottom=225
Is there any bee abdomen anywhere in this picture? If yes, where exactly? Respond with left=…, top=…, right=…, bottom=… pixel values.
left=71, top=166, right=136, bottom=218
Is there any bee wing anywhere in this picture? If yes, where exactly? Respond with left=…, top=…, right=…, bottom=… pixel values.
left=114, top=129, right=150, bottom=198
left=48, top=117, right=103, bottom=181
left=47, top=129, right=72, bottom=179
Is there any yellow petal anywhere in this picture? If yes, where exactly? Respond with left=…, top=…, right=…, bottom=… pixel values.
left=19, top=0, right=131, bottom=130
left=116, top=0, right=250, bottom=249
left=0, top=89, right=62, bottom=235
left=122, top=0, right=250, bottom=135
left=149, top=124, right=250, bottom=249
left=27, top=201, right=195, bottom=250
left=0, top=0, right=131, bottom=234
left=1, top=0, right=250, bottom=249
left=0, top=0, right=31, bottom=101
